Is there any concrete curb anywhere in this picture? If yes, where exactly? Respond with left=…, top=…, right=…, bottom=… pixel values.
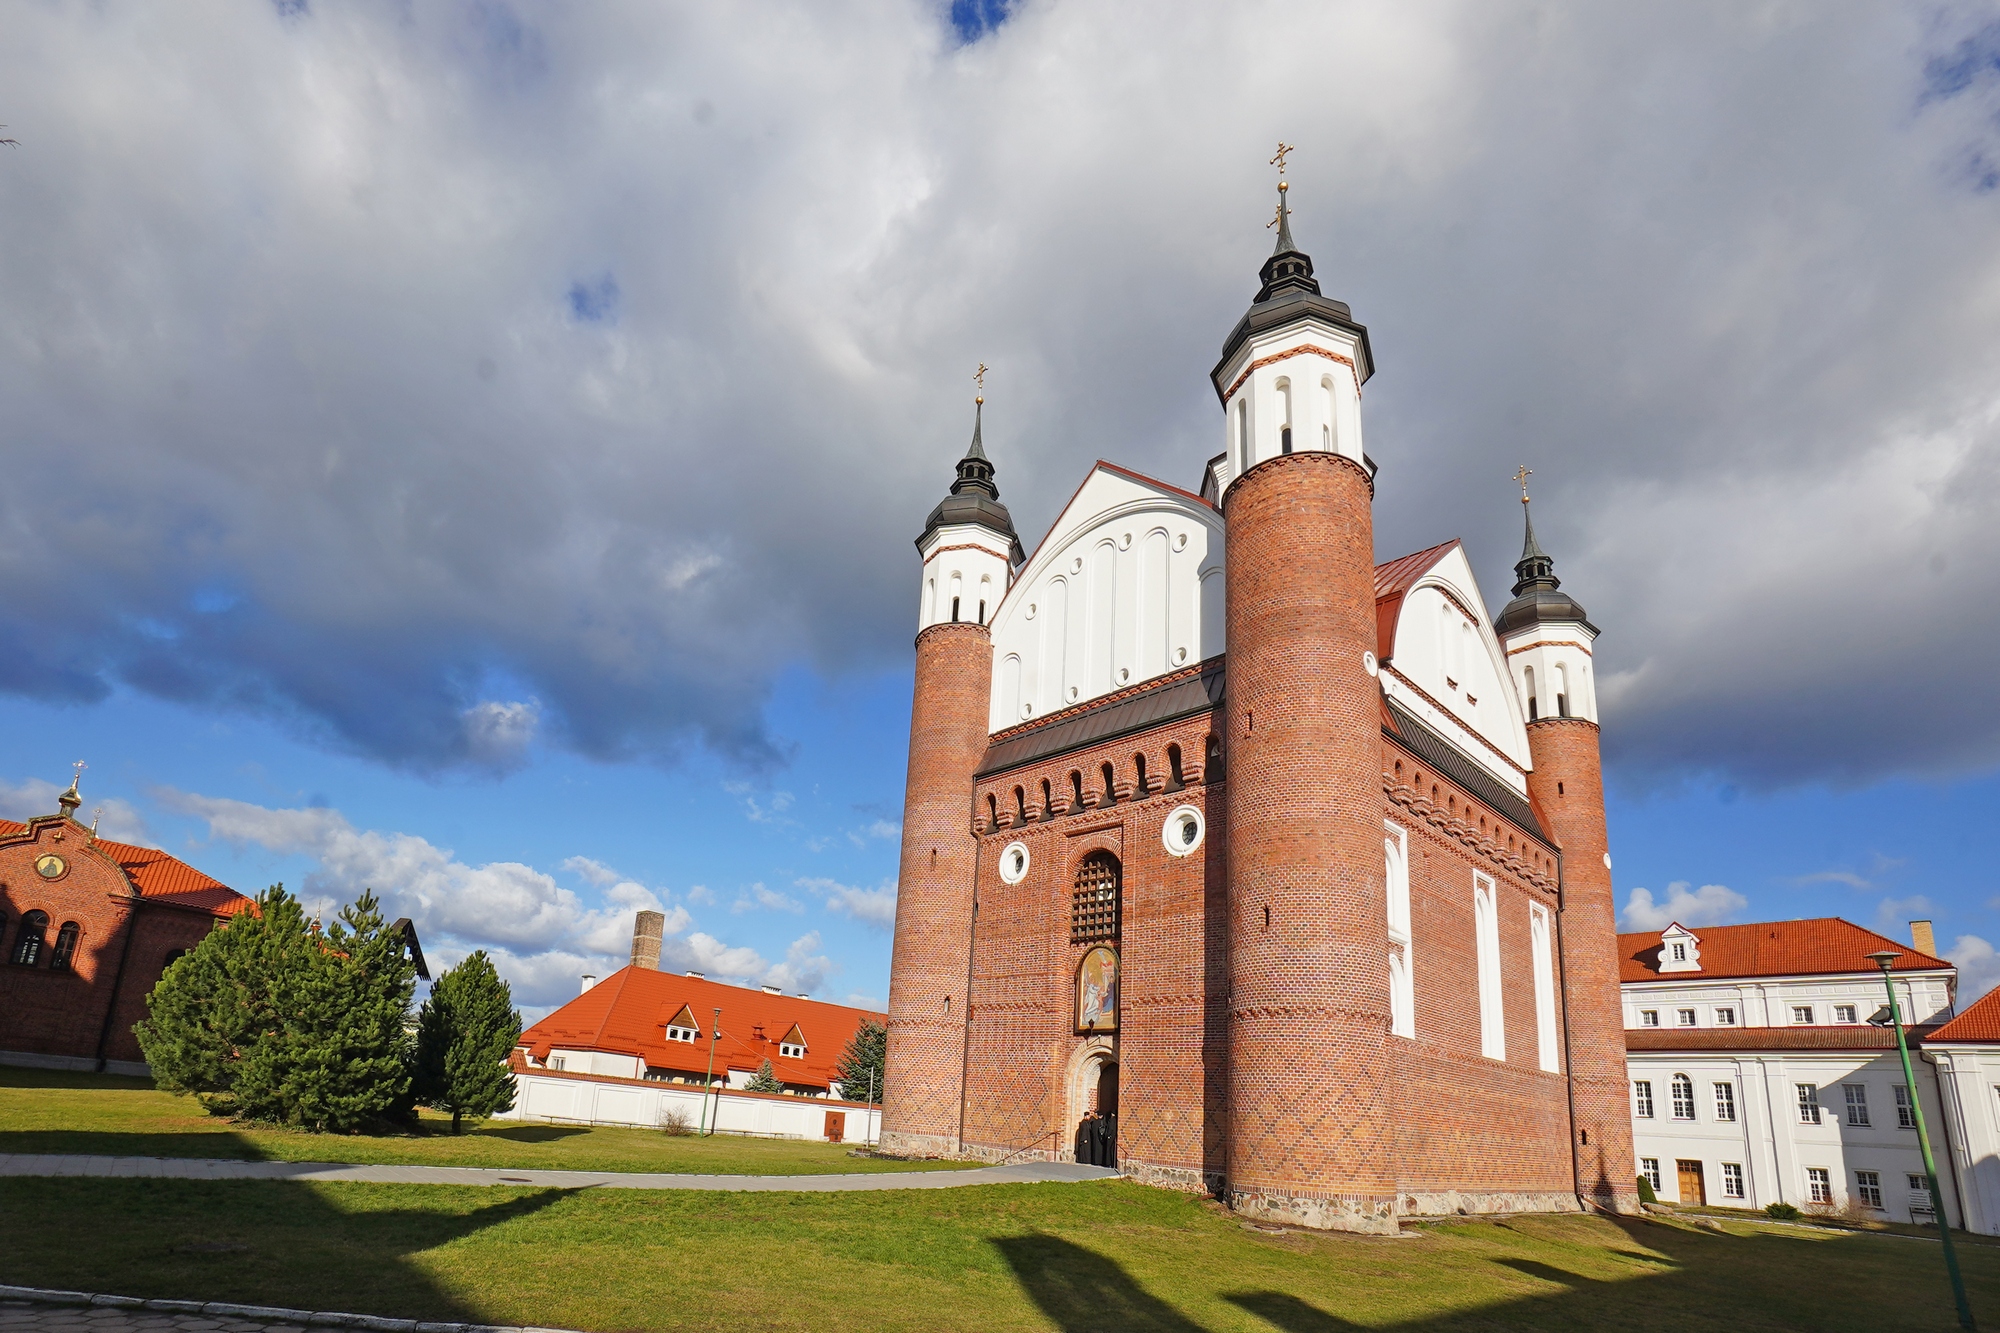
left=0, top=1285, right=583, bottom=1333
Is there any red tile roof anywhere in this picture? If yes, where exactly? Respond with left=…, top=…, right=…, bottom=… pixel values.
left=520, top=967, right=884, bottom=1093
left=0, top=818, right=251, bottom=917
left=1373, top=539, right=1462, bottom=661
left=1625, top=1025, right=1931, bottom=1053
left=1926, top=987, right=2000, bottom=1043
left=1618, top=918, right=1949, bottom=984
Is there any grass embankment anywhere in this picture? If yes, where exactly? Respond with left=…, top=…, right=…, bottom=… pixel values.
left=2, top=1176, right=1994, bottom=1332
left=0, top=1067, right=966, bottom=1176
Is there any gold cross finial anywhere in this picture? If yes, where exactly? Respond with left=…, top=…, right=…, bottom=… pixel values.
left=1270, top=142, right=1293, bottom=177
left=1513, top=465, right=1532, bottom=504
left=1268, top=199, right=1286, bottom=229
left=71, top=760, right=86, bottom=782
left=974, top=362, right=987, bottom=403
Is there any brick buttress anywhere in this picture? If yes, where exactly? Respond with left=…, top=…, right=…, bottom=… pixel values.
left=881, top=620, right=993, bottom=1156
left=1526, top=717, right=1642, bottom=1214
left=1222, top=450, right=1397, bottom=1233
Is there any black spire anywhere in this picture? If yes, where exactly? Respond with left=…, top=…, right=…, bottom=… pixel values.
left=1255, top=181, right=1321, bottom=304
left=1495, top=490, right=1595, bottom=636
left=951, top=399, right=997, bottom=500
left=917, top=397, right=1023, bottom=564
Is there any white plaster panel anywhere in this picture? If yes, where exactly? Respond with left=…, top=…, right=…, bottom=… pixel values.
left=986, top=467, right=1223, bottom=732
left=918, top=523, right=1014, bottom=632
left=1210, top=321, right=1369, bottom=494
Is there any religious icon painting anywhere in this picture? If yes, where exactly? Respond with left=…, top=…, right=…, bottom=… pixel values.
left=1076, top=946, right=1119, bottom=1033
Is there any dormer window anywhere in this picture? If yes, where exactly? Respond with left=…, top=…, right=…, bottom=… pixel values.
left=665, top=1004, right=701, bottom=1044
left=1671, top=943, right=1686, bottom=962
left=667, top=1025, right=698, bottom=1043
left=779, top=1042, right=805, bottom=1059
left=1657, top=924, right=1702, bottom=974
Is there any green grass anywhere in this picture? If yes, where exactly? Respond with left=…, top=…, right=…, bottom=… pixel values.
left=2, top=1176, right=1995, bottom=1332
left=0, top=1067, right=968, bottom=1176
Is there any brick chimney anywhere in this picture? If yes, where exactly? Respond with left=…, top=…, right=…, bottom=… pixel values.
left=1911, top=920, right=1938, bottom=958
left=630, top=910, right=665, bottom=970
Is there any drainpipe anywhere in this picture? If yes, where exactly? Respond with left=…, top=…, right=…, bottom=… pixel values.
left=91, top=895, right=142, bottom=1073
left=1924, top=1049, right=1975, bottom=1235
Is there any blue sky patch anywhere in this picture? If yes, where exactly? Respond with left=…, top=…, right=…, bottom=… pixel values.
left=950, top=0, right=1012, bottom=45
left=567, top=273, right=619, bottom=324
left=1922, top=20, right=2000, bottom=103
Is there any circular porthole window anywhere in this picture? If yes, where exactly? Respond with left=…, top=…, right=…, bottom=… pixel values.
left=34, top=853, right=67, bottom=880
left=1162, top=805, right=1205, bottom=857
left=999, top=841, right=1031, bottom=884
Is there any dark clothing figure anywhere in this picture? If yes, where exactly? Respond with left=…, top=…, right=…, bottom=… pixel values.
left=1075, top=1111, right=1099, bottom=1164
left=1098, top=1111, right=1117, bottom=1167
left=1075, top=1110, right=1117, bottom=1166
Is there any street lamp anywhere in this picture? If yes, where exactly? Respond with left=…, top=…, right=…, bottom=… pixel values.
left=1867, top=948, right=1975, bottom=1331
left=708, top=1008, right=732, bottom=1128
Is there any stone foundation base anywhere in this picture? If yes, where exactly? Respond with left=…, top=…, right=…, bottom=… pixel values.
left=1398, top=1189, right=1585, bottom=1220
left=954, top=1140, right=1060, bottom=1166
left=1229, top=1187, right=1402, bottom=1235
left=1117, top=1157, right=1220, bottom=1195
left=878, top=1129, right=958, bottom=1158
left=0, top=1049, right=149, bottom=1079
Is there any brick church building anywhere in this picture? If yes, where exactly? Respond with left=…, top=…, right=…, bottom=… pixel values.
left=881, top=178, right=1639, bottom=1232
left=0, top=773, right=251, bottom=1075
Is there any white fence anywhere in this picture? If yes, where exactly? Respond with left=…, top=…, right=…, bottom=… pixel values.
left=499, top=1069, right=881, bottom=1145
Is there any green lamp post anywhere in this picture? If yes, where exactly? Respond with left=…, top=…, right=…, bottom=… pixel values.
left=1867, top=948, right=1975, bottom=1331
left=698, top=1006, right=723, bottom=1137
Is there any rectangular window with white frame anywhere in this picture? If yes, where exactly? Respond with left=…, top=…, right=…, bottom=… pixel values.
left=1641, top=1157, right=1662, bottom=1193
left=1529, top=900, right=1559, bottom=1072
left=1855, top=1170, right=1883, bottom=1208
left=1634, top=1080, right=1654, bottom=1118
left=1797, top=1083, right=1822, bottom=1125
left=1721, top=1163, right=1745, bottom=1199
left=1671, top=1074, right=1696, bottom=1120
left=1473, top=872, right=1505, bottom=1061
left=1676, top=1008, right=1697, bottom=1026
left=1792, top=1005, right=1815, bottom=1025
left=1714, top=1081, right=1736, bottom=1122
left=1834, top=1004, right=1857, bottom=1024
left=1384, top=821, right=1414, bottom=1040
left=1714, top=1006, right=1736, bottom=1026
left=1844, top=1084, right=1870, bottom=1127
left=1640, top=1009, right=1659, bottom=1027
left=1897, top=1085, right=1917, bottom=1129
left=1806, top=1167, right=1832, bottom=1204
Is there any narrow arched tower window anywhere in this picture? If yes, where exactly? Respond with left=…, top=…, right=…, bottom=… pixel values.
left=1524, top=665, right=1538, bottom=721
left=1100, top=762, right=1117, bottom=807
left=1277, top=378, right=1292, bottom=454
left=1040, top=779, right=1053, bottom=820
left=1071, top=852, right=1121, bottom=944
left=1166, top=744, right=1184, bottom=790
left=11, top=911, right=49, bottom=966
left=1555, top=663, right=1570, bottom=718
left=1014, top=787, right=1028, bottom=826
left=1235, top=398, right=1250, bottom=472
left=49, top=921, right=80, bottom=972
left=1132, top=753, right=1148, bottom=794
left=1322, top=375, right=1338, bottom=452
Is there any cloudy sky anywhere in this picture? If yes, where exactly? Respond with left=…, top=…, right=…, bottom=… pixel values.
left=4, top=0, right=1999, bottom=1014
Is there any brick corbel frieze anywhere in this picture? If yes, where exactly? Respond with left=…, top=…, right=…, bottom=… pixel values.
left=1384, top=779, right=1556, bottom=894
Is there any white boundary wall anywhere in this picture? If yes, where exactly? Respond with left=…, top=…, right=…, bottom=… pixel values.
left=498, top=1069, right=881, bottom=1145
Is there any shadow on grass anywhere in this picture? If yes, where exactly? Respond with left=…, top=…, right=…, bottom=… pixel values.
left=993, top=1234, right=1209, bottom=1332
left=475, top=1124, right=590, bottom=1145
left=0, top=1128, right=279, bottom=1161
left=0, top=1176, right=569, bottom=1323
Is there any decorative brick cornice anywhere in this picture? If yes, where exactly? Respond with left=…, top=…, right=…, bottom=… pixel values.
left=1221, top=448, right=1374, bottom=509
left=1220, top=343, right=1361, bottom=404
left=1381, top=663, right=1528, bottom=777
left=1385, top=779, right=1556, bottom=891
left=1505, top=638, right=1593, bottom=658
left=1525, top=716, right=1600, bottom=734
left=914, top=619, right=991, bottom=649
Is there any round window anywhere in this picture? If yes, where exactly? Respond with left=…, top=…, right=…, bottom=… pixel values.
left=34, top=853, right=67, bottom=880
left=998, top=840, right=1031, bottom=884
left=1161, top=805, right=1205, bottom=858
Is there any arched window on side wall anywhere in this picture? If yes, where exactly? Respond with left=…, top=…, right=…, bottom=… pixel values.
left=49, top=921, right=80, bottom=972
left=1276, top=378, right=1293, bottom=454
left=1014, top=786, right=1028, bottom=827
left=1204, top=734, right=1224, bottom=783
left=1070, top=770, right=1086, bottom=810
left=1040, top=779, right=1053, bottom=821
left=1132, top=753, right=1148, bottom=795
left=11, top=911, right=49, bottom=967
left=1524, top=665, right=1538, bottom=721
left=986, top=793, right=999, bottom=831
left=1071, top=852, right=1122, bottom=944
left=1100, top=762, right=1118, bottom=807
left=1165, top=744, right=1184, bottom=791
left=1555, top=663, right=1570, bottom=718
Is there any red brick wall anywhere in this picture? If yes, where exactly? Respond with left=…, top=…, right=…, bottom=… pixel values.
left=961, top=713, right=1226, bottom=1188
left=1525, top=718, right=1642, bottom=1212
left=0, top=820, right=220, bottom=1066
left=1221, top=452, right=1396, bottom=1230
left=881, top=621, right=993, bottom=1154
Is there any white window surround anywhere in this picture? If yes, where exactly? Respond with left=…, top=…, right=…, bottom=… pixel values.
left=1834, top=1004, right=1858, bottom=1024
left=1386, top=822, right=1415, bottom=1039
left=1640, top=1009, right=1660, bottom=1027
left=1676, top=1008, right=1697, bottom=1026
left=1641, top=1158, right=1662, bottom=1192
left=779, top=1042, right=806, bottom=1059
left=1714, top=1006, right=1737, bottom=1026
left=1714, top=1081, right=1736, bottom=1122
left=1793, top=1005, right=1816, bottom=1025
left=998, top=841, right=1030, bottom=885
left=1530, top=900, right=1558, bottom=1072
left=1473, top=872, right=1505, bottom=1061
left=1634, top=1080, right=1655, bottom=1118
left=1164, top=806, right=1205, bottom=858
left=1806, top=1167, right=1833, bottom=1204
left=1722, top=1163, right=1745, bottom=1199
left=665, top=1025, right=698, bottom=1044
left=1671, top=1074, right=1696, bottom=1121
left=1799, top=1083, right=1823, bottom=1125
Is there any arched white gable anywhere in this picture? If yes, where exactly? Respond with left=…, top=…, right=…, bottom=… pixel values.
left=1383, top=545, right=1533, bottom=793
left=987, top=465, right=1223, bottom=732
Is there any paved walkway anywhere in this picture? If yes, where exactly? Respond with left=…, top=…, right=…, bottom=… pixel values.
left=0, top=1153, right=1117, bottom=1192
left=0, top=1289, right=573, bottom=1333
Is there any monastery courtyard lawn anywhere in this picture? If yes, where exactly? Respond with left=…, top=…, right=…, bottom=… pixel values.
left=0, top=1067, right=966, bottom=1176
left=4, top=1176, right=1998, bottom=1333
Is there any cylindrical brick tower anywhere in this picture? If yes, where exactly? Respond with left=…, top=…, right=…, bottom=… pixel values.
left=1214, top=182, right=1395, bottom=1232
left=881, top=402, right=1020, bottom=1156
left=1499, top=498, right=1640, bottom=1214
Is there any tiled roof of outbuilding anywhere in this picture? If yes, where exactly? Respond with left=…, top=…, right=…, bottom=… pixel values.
left=0, top=818, right=251, bottom=916
left=1618, top=918, right=1949, bottom=984
left=1927, top=986, right=2000, bottom=1043
left=520, top=967, right=884, bottom=1093
left=1625, top=1025, right=1935, bottom=1053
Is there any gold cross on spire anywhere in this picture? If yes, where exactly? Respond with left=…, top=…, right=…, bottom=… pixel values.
left=1270, top=141, right=1293, bottom=177
left=1513, top=465, right=1532, bottom=504
left=973, top=362, right=987, bottom=403
left=72, top=760, right=87, bottom=781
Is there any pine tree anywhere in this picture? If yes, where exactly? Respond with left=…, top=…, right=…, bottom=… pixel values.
left=833, top=1019, right=886, bottom=1105
left=137, top=886, right=314, bottom=1100
left=745, top=1058, right=783, bottom=1093
left=234, top=891, right=417, bottom=1132
left=412, top=950, right=522, bottom=1133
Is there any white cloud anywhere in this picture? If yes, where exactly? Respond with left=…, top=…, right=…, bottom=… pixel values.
left=0, top=777, right=149, bottom=844
left=1873, top=895, right=1934, bottom=939
left=731, top=882, right=805, bottom=915
left=848, top=818, right=901, bottom=847
left=1619, top=881, right=1750, bottom=931
left=154, top=786, right=770, bottom=1008
left=802, top=875, right=899, bottom=929
left=1, top=5, right=1997, bottom=788
left=1949, top=935, right=2000, bottom=1004
left=1793, top=870, right=1874, bottom=889
left=686, top=884, right=716, bottom=905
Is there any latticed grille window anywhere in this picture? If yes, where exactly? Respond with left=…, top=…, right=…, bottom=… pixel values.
left=1071, top=853, right=1121, bottom=944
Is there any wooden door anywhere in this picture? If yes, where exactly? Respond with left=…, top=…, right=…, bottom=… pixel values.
left=1676, top=1159, right=1706, bottom=1205
left=823, top=1111, right=846, bottom=1143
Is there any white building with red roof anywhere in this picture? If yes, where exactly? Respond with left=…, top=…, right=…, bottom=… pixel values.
left=502, top=960, right=888, bottom=1143
left=1920, top=985, right=2000, bottom=1235
left=1620, top=917, right=1969, bottom=1226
